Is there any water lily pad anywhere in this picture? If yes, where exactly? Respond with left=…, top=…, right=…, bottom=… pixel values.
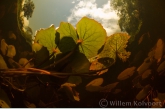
left=99, top=33, right=131, bottom=62
left=76, top=17, right=106, bottom=58
left=57, top=22, right=77, bottom=52
left=34, top=25, right=58, bottom=55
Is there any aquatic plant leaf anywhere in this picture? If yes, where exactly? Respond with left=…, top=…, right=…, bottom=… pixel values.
left=90, top=57, right=114, bottom=70
left=0, top=88, right=11, bottom=107
left=136, top=84, right=151, bottom=101
left=32, top=42, right=43, bottom=53
left=34, top=25, right=58, bottom=55
left=157, top=93, right=165, bottom=101
left=112, top=89, right=121, bottom=94
left=85, top=77, right=104, bottom=92
left=0, top=100, right=10, bottom=108
left=99, top=33, right=131, bottom=62
left=0, top=54, right=8, bottom=69
left=6, top=45, right=16, bottom=58
left=8, top=31, right=16, bottom=40
left=24, top=100, right=36, bottom=108
left=60, top=83, right=79, bottom=101
left=137, top=58, right=153, bottom=75
left=152, top=98, right=162, bottom=108
left=33, top=47, right=53, bottom=68
left=57, top=22, right=77, bottom=52
left=19, top=58, right=33, bottom=68
left=132, top=75, right=143, bottom=88
left=67, top=52, right=91, bottom=73
left=86, top=78, right=103, bottom=87
left=89, top=57, right=114, bottom=75
left=101, top=82, right=119, bottom=92
left=142, top=69, right=152, bottom=80
left=57, top=22, right=77, bottom=41
left=67, top=76, right=82, bottom=85
left=154, top=39, right=164, bottom=63
left=157, top=61, right=165, bottom=73
left=0, top=39, right=8, bottom=56
left=85, top=86, right=103, bottom=92
left=117, top=67, right=136, bottom=80
left=76, top=17, right=106, bottom=58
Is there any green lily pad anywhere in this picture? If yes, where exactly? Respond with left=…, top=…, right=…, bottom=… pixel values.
left=57, top=22, right=77, bottom=41
left=99, top=33, right=131, bottom=62
left=34, top=25, right=58, bottom=55
left=57, top=22, right=77, bottom=52
left=76, top=17, right=106, bottom=59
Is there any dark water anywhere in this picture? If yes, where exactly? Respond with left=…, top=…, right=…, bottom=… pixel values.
left=0, top=0, right=165, bottom=108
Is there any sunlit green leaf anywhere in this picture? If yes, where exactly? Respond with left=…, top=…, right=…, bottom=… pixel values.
left=57, top=22, right=77, bottom=41
left=32, top=42, right=43, bottom=53
left=76, top=17, right=106, bottom=58
left=34, top=25, right=58, bottom=55
left=99, top=33, right=131, bottom=62
left=57, top=22, right=77, bottom=52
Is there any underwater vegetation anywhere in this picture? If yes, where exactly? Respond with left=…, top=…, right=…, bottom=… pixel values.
left=0, top=0, right=165, bottom=108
